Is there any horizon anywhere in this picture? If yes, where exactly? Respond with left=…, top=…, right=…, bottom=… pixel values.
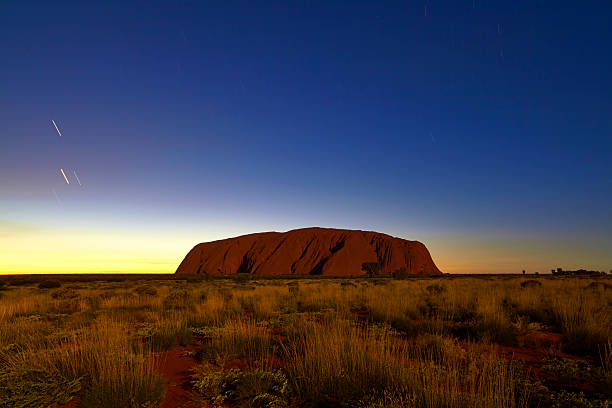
left=2, top=1, right=611, bottom=275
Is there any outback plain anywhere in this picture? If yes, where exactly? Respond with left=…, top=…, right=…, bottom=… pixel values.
left=0, top=274, right=611, bottom=408
left=3, top=1, right=612, bottom=407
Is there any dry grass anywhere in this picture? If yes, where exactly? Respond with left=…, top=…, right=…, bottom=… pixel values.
left=0, top=275, right=610, bottom=407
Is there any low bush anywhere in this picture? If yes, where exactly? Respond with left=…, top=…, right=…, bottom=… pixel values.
left=426, top=283, right=446, bottom=295
left=38, top=280, right=62, bottom=289
left=539, top=356, right=601, bottom=383
left=520, top=280, right=542, bottom=288
left=0, top=366, right=81, bottom=408
left=233, top=274, right=252, bottom=283
left=548, top=390, right=611, bottom=408
left=51, top=289, right=79, bottom=299
left=586, top=282, right=611, bottom=291
left=192, top=367, right=289, bottom=408
left=162, top=290, right=192, bottom=310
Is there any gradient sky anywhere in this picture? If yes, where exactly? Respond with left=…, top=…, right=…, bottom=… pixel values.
left=1, top=1, right=611, bottom=274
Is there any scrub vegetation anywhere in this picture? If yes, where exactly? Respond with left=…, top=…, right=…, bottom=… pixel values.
left=0, top=274, right=610, bottom=407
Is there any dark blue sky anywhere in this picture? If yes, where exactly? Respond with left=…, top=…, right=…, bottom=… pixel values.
left=1, top=1, right=611, bottom=273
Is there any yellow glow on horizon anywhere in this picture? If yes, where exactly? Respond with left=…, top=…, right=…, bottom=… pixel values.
left=0, top=226, right=194, bottom=275
left=2, top=221, right=608, bottom=275
left=427, top=235, right=611, bottom=274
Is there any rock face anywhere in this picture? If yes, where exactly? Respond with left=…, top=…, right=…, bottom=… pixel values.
left=175, top=227, right=442, bottom=276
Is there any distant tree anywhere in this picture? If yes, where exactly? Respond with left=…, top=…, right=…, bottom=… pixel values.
left=233, top=273, right=251, bottom=283
left=361, top=262, right=381, bottom=278
left=392, top=266, right=410, bottom=280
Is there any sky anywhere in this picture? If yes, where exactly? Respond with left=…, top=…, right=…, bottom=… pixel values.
left=1, top=1, right=611, bottom=274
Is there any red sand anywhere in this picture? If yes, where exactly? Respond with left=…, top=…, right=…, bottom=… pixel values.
left=176, top=227, right=442, bottom=276
left=151, top=345, right=201, bottom=408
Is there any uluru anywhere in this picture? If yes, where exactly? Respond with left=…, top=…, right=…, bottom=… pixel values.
left=175, top=227, right=442, bottom=276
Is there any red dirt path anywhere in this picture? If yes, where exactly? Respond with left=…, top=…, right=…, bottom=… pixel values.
left=151, top=345, right=202, bottom=408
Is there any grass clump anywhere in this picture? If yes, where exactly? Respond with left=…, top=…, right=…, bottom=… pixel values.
left=0, top=365, right=81, bottom=408
left=134, top=285, right=157, bottom=296
left=197, top=321, right=275, bottom=365
left=552, top=293, right=611, bottom=355
left=136, top=320, right=192, bottom=351
left=162, top=289, right=192, bottom=310
left=78, top=353, right=164, bottom=408
left=539, top=356, right=601, bottom=383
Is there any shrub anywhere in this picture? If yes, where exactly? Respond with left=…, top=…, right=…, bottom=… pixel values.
left=426, top=283, right=446, bottom=295
left=450, top=316, right=516, bottom=345
left=388, top=317, right=418, bottom=337
left=520, top=280, right=542, bottom=288
left=548, top=390, right=610, bottom=408
left=539, top=356, right=601, bottom=383
left=586, top=282, right=611, bottom=291
left=134, top=286, right=157, bottom=296
left=192, top=368, right=290, bottom=408
left=392, top=266, right=410, bottom=280
left=38, top=280, right=62, bottom=289
left=162, top=290, right=192, bottom=310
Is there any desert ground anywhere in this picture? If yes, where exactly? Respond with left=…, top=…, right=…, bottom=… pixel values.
left=0, top=274, right=610, bottom=408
